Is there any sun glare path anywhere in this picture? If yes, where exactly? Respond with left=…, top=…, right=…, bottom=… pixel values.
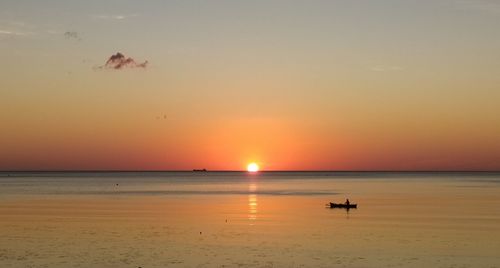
left=247, top=163, right=259, bottom=172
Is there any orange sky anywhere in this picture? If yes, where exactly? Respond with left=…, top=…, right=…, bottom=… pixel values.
left=1, top=1, right=500, bottom=170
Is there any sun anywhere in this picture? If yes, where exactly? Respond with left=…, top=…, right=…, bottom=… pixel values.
left=247, top=163, right=259, bottom=172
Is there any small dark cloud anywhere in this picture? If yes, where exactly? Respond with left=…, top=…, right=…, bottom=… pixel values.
left=64, top=31, right=80, bottom=40
left=97, top=52, right=148, bottom=70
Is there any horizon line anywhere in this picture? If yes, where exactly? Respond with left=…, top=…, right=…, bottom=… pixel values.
left=1, top=170, right=500, bottom=173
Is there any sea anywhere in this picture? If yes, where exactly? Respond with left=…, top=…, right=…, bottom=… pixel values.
left=0, top=171, right=499, bottom=267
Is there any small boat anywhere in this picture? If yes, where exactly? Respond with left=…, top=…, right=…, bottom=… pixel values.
left=193, top=169, right=207, bottom=172
left=330, top=202, right=357, bottom=209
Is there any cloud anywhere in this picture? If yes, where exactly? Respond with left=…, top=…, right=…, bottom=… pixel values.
left=64, top=31, right=78, bottom=39
left=0, top=29, right=32, bottom=36
left=0, top=19, right=38, bottom=37
left=91, top=14, right=139, bottom=20
left=97, top=52, right=148, bottom=70
left=63, top=31, right=82, bottom=41
left=0, top=20, right=78, bottom=39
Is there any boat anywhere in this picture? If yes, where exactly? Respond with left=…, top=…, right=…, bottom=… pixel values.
left=329, top=202, right=357, bottom=209
left=193, top=169, right=207, bottom=172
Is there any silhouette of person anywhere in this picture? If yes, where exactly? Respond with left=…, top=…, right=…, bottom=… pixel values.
left=345, top=198, right=350, bottom=205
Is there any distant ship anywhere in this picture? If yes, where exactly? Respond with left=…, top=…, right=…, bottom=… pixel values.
left=193, top=169, right=207, bottom=172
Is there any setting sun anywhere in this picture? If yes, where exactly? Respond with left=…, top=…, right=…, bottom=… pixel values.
left=247, top=163, right=259, bottom=172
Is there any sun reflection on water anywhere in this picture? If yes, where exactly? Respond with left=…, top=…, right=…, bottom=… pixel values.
left=248, top=183, right=258, bottom=223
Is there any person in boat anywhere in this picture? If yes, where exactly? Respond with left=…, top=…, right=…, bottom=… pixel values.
left=345, top=198, right=350, bottom=205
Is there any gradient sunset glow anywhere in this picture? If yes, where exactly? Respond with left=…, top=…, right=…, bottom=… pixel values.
left=1, top=1, right=500, bottom=171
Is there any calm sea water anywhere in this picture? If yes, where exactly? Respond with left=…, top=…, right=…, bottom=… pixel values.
left=1, top=172, right=499, bottom=267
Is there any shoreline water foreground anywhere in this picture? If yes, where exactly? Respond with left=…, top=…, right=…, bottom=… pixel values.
left=1, top=172, right=499, bottom=267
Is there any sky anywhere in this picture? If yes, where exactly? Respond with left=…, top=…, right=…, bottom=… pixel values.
left=1, top=0, right=500, bottom=171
